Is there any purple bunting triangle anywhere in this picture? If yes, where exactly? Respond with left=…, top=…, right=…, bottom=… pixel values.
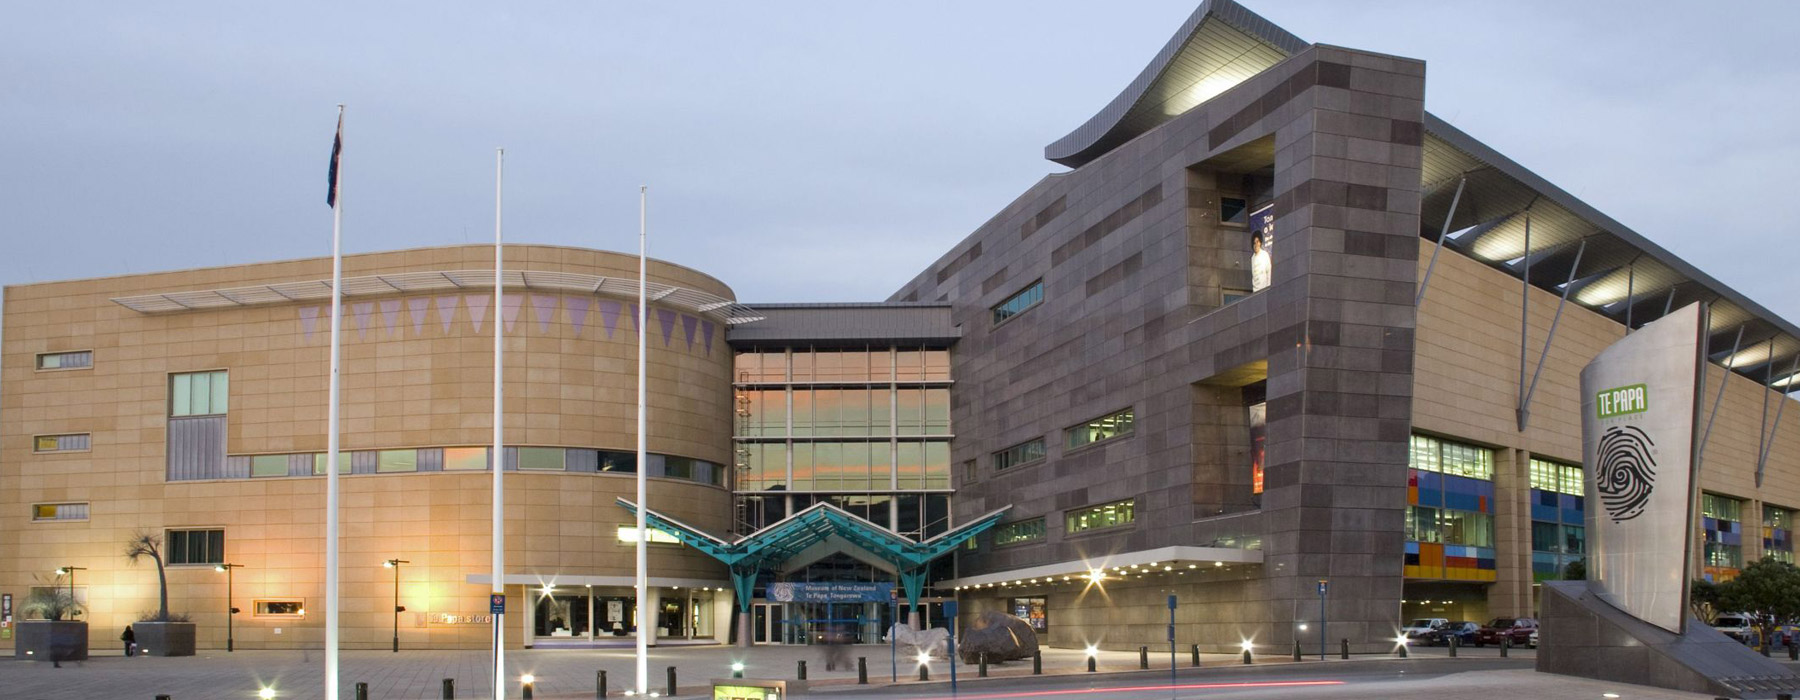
left=409, top=298, right=430, bottom=336
left=566, top=297, right=591, bottom=337
left=701, top=320, right=715, bottom=355
left=300, top=306, right=320, bottom=341
left=502, top=294, right=524, bottom=333
left=656, top=308, right=677, bottom=347
left=436, top=296, right=458, bottom=333
left=466, top=294, right=490, bottom=333
left=680, top=314, right=699, bottom=351
left=598, top=300, right=622, bottom=338
left=532, top=295, right=558, bottom=334
left=352, top=302, right=374, bottom=340
left=380, top=300, right=401, bottom=336
left=628, top=303, right=640, bottom=332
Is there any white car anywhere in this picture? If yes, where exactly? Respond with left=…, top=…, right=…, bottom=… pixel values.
left=1402, top=618, right=1449, bottom=640
left=1529, top=628, right=1538, bottom=648
left=1712, top=614, right=1755, bottom=644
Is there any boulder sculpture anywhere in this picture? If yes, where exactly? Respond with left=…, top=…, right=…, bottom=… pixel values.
left=958, top=611, right=1039, bottom=664
left=888, top=622, right=949, bottom=659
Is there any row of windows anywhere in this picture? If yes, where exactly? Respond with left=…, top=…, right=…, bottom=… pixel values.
left=170, top=370, right=229, bottom=417
left=1405, top=506, right=1495, bottom=548
left=1066, top=499, right=1135, bottom=534
left=994, top=518, right=1045, bottom=546
left=735, top=441, right=952, bottom=491
left=1531, top=522, right=1586, bottom=555
left=1066, top=408, right=1134, bottom=450
left=167, top=528, right=225, bottom=566
left=231, top=447, right=723, bottom=486
left=34, top=433, right=90, bottom=453
left=32, top=502, right=88, bottom=521
left=993, top=438, right=1046, bottom=471
left=991, top=280, right=1044, bottom=325
left=1704, top=493, right=1743, bottom=522
left=36, top=350, right=92, bottom=370
left=734, top=349, right=950, bottom=383
left=735, top=388, right=951, bottom=437
left=1409, top=434, right=1495, bottom=480
left=1529, top=458, right=1583, bottom=495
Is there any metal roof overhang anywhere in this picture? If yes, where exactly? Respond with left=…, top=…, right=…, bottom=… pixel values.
left=109, top=269, right=763, bottom=325
left=1043, top=0, right=1800, bottom=390
left=616, top=498, right=1010, bottom=573
left=944, top=544, right=1264, bottom=590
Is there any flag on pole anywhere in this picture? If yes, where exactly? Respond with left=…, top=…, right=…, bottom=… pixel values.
left=327, top=114, right=344, bottom=208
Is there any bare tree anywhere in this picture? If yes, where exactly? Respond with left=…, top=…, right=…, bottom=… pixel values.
left=125, top=530, right=170, bottom=622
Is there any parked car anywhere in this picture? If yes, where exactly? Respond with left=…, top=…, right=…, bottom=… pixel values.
left=1528, top=628, right=1538, bottom=648
left=1402, top=618, right=1449, bottom=641
left=1473, top=617, right=1537, bottom=647
left=1712, top=614, right=1755, bottom=644
left=1425, top=621, right=1480, bottom=647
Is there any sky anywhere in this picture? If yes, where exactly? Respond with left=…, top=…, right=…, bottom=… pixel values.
left=3, top=1, right=1797, bottom=321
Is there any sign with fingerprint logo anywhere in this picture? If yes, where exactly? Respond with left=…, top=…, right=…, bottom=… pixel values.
left=1580, top=302, right=1705, bottom=635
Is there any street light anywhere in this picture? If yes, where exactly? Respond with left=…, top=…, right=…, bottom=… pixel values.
left=53, top=567, right=85, bottom=620
left=383, top=559, right=409, bottom=652
left=215, top=563, right=244, bottom=652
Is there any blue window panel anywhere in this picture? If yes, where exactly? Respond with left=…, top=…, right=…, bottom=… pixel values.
left=1721, top=531, right=1741, bottom=546
left=1477, top=557, right=1496, bottom=569
left=1404, top=541, right=1420, bottom=554
left=1530, top=493, right=1559, bottom=522
left=1445, top=491, right=1480, bottom=512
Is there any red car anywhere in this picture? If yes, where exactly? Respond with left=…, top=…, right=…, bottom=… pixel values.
left=1473, top=617, right=1537, bottom=647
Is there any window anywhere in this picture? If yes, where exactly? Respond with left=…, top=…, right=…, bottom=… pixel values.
left=993, top=438, right=1046, bottom=471
left=1066, top=408, right=1134, bottom=450
left=1532, top=521, right=1562, bottom=552
left=617, top=526, right=682, bottom=545
left=32, top=502, right=88, bottom=521
left=1530, top=458, right=1583, bottom=495
left=254, top=600, right=305, bottom=617
left=598, top=450, right=637, bottom=473
left=1405, top=506, right=1440, bottom=543
left=250, top=455, right=288, bottom=477
left=514, top=447, right=563, bottom=471
left=36, top=351, right=92, bottom=370
left=371, top=450, right=415, bottom=473
left=313, top=452, right=352, bottom=475
left=1440, top=510, right=1494, bottom=547
left=443, top=447, right=489, bottom=471
left=1703, top=493, right=1743, bottom=522
left=170, top=370, right=229, bottom=417
left=166, top=529, right=225, bottom=566
left=1220, top=197, right=1248, bottom=226
left=994, top=518, right=1046, bottom=546
left=34, top=434, right=90, bottom=453
left=1066, top=499, right=1135, bottom=534
left=1010, top=597, right=1048, bottom=631
left=992, top=280, right=1044, bottom=325
left=1221, top=288, right=1250, bottom=305
left=1766, top=505, right=1796, bottom=564
left=1409, top=434, right=1493, bottom=481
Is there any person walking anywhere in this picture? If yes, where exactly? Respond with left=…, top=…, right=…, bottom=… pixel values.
left=120, top=625, right=135, bottom=657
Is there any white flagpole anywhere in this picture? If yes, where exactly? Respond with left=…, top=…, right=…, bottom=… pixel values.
left=635, top=185, right=649, bottom=695
left=491, top=148, right=507, bottom=700
left=325, top=104, right=344, bottom=700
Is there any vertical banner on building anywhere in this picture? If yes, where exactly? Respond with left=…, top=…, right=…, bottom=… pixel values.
left=1581, top=302, right=1707, bottom=634
left=1249, top=204, right=1274, bottom=292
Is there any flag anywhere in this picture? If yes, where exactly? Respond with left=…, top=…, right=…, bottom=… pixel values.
left=326, top=112, right=343, bottom=208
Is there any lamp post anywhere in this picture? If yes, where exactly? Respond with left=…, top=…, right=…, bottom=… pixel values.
left=383, top=559, right=409, bottom=652
left=216, top=564, right=243, bottom=652
left=53, top=567, right=85, bottom=620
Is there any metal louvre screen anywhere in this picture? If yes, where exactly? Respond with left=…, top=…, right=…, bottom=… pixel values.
left=167, top=416, right=228, bottom=481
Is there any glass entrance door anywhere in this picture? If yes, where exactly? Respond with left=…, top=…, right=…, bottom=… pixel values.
left=752, top=603, right=784, bottom=644
left=534, top=592, right=591, bottom=638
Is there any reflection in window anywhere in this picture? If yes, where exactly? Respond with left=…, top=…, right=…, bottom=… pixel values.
left=377, top=450, right=418, bottom=473
left=993, top=438, right=1045, bottom=471
left=167, top=529, right=225, bottom=565
left=314, top=452, right=353, bottom=475
left=1066, top=408, right=1133, bottom=449
left=251, top=455, right=289, bottom=477
left=1409, top=434, right=1493, bottom=480
left=516, top=447, right=564, bottom=471
left=255, top=600, right=305, bottom=617
left=1066, top=499, right=1134, bottom=534
left=170, top=371, right=229, bottom=417
left=444, top=447, right=488, bottom=471
left=992, top=281, right=1044, bottom=325
left=32, top=502, right=88, bottom=521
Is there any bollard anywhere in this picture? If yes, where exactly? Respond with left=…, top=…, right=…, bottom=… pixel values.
left=797, top=659, right=807, bottom=680
left=1242, top=648, right=1253, bottom=665
left=1034, top=650, right=1043, bottom=675
left=1139, top=646, right=1149, bottom=669
left=1777, top=693, right=1792, bottom=700
left=1087, top=654, right=1096, bottom=673
left=356, top=682, right=370, bottom=700
left=442, top=677, right=455, bottom=699
left=979, top=652, right=989, bottom=677
left=1448, top=634, right=1458, bottom=658
left=1500, top=637, right=1509, bottom=658
left=919, top=661, right=930, bottom=681
left=858, top=656, right=869, bottom=684
left=1397, top=641, right=1408, bottom=658
left=1292, top=640, right=1303, bottom=661
left=1191, top=644, right=1201, bottom=667
left=522, top=677, right=534, bottom=700
left=1790, top=643, right=1798, bottom=661
left=596, top=670, right=607, bottom=700
left=1341, top=638, right=1350, bottom=660
left=666, top=666, right=677, bottom=697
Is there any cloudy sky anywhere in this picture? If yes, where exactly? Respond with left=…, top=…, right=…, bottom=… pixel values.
left=3, top=1, right=1796, bottom=321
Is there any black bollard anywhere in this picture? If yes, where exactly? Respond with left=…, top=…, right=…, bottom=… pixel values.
left=798, top=659, right=807, bottom=680
left=1293, top=640, right=1303, bottom=661
left=979, top=652, right=989, bottom=677
left=1139, top=646, right=1149, bottom=669
left=1790, top=643, right=1798, bottom=661
left=1397, top=641, right=1408, bottom=658
left=1034, top=650, right=1043, bottom=675
left=355, top=682, right=370, bottom=700
left=156, top=696, right=171, bottom=700
left=596, top=670, right=607, bottom=699
left=442, top=677, right=455, bottom=699
left=1242, top=647, right=1253, bottom=665
left=1087, top=654, right=1096, bottom=673
left=1191, top=644, right=1201, bottom=667
left=666, top=666, right=677, bottom=697
left=522, top=677, right=534, bottom=700
left=1341, top=638, right=1350, bottom=659
left=858, top=656, right=869, bottom=684
left=1500, top=637, right=1509, bottom=658
left=919, top=661, right=930, bottom=681
left=1449, top=634, right=1458, bottom=658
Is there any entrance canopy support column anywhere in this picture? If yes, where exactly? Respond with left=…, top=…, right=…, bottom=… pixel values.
left=731, top=566, right=757, bottom=648
left=900, top=568, right=928, bottom=626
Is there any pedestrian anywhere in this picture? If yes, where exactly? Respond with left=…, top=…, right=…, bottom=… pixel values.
left=120, top=625, right=135, bottom=657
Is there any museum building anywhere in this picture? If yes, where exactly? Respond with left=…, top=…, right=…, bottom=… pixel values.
left=5, top=0, right=1800, bottom=654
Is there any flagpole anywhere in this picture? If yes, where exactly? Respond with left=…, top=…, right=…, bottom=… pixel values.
left=325, top=104, right=345, bottom=700
left=635, top=185, right=649, bottom=695
left=491, top=148, right=507, bottom=700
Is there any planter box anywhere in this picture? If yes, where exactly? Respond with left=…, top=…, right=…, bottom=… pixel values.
left=132, top=621, right=196, bottom=657
left=15, top=620, right=88, bottom=662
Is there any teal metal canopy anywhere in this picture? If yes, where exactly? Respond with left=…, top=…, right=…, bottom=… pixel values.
left=616, top=498, right=1009, bottom=613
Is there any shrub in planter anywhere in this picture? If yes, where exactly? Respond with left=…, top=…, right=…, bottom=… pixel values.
left=15, top=577, right=87, bottom=662
left=127, top=531, right=197, bottom=656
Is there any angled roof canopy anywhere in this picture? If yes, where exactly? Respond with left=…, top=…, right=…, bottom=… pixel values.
left=617, top=498, right=1008, bottom=574
left=1047, top=0, right=1800, bottom=389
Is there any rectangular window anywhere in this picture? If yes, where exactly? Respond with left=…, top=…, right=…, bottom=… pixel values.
left=515, top=447, right=564, bottom=471
left=34, top=434, right=90, bottom=453
left=1765, top=505, right=1796, bottom=564
left=1409, top=434, right=1493, bottom=481
left=170, top=370, right=229, bottom=417
left=992, top=280, right=1044, bottom=325
left=617, top=526, right=682, bottom=545
left=1066, top=408, right=1134, bottom=450
left=376, top=449, right=418, bottom=473
left=250, top=455, right=289, bottom=477
left=1010, top=597, right=1048, bottom=632
left=993, top=438, right=1045, bottom=471
left=1532, top=521, right=1562, bottom=553
left=313, top=452, right=352, bottom=475
left=36, top=351, right=93, bottom=370
left=32, top=502, right=89, bottom=521
left=166, top=529, right=225, bottom=566
left=1220, top=197, right=1248, bottom=226
left=1405, top=506, right=1441, bottom=543
left=254, top=600, right=305, bottom=617
left=1440, top=510, right=1494, bottom=547
left=994, top=518, right=1046, bottom=546
left=1703, top=493, right=1743, bottom=522
left=1065, top=499, right=1135, bottom=534
left=443, top=447, right=489, bottom=471
left=598, top=450, right=637, bottom=473
left=1530, top=458, right=1582, bottom=495
left=1221, top=288, right=1250, bottom=305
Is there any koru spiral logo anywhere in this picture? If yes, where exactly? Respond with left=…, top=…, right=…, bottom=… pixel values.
left=1595, top=425, right=1656, bottom=522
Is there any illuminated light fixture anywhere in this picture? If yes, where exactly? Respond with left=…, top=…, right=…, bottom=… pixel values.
left=1188, top=564, right=1197, bottom=569
left=1602, top=694, right=1620, bottom=699
left=1086, top=569, right=1105, bottom=583
left=1299, top=624, right=1308, bottom=631
left=259, top=689, right=276, bottom=700
left=1164, top=566, right=1173, bottom=572
left=521, top=674, right=535, bottom=684
left=1215, top=562, right=1224, bottom=567
left=1084, top=645, right=1100, bottom=657
left=1240, top=640, right=1255, bottom=652
left=916, top=652, right=931, bottom=665
left=1395, top=636, right=1410, bottom=645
